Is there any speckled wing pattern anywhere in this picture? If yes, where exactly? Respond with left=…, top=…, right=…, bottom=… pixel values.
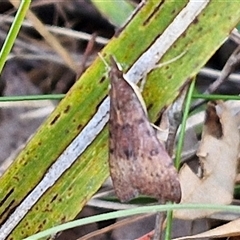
left=108, top=56, right=181, bottom=203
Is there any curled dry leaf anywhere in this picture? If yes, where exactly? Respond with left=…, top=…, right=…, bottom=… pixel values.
left=175, top=101, right=240, bottom=219
left=173, top=217, right=240, bottom=240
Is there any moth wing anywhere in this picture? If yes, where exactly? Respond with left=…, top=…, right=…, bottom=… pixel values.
left=109, top=57, right=181, bottom=203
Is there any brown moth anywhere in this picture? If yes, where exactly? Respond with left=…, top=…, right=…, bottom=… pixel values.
left=108, top=56, right=181, bottom=203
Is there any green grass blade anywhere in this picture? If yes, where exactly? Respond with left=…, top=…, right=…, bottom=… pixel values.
left=0, top=0, right=31, bottom=73
left=91, top=0, right=134, bottom=26
left=25, top=203, right=240, bottom=240
left=0, top=94, right=64, bottom=102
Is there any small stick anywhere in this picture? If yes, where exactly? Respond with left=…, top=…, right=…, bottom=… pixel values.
left=152, top=203, right=165, bottom=240
left=191, top=43, right=240, bottom=111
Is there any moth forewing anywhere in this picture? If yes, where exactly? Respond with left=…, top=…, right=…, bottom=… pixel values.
left=122, top=74, right=148, bottom=114
left=109, top=55, right=147, bottom=114
left=108, top=56, right=181, bottom=203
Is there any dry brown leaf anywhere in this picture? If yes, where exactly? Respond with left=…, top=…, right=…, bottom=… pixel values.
left=173, top=218, right=240, bottom=240
left=175, top=101, right=240, bottom=219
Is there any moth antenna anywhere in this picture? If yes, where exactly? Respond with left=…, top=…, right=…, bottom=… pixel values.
left=98, top=52, right=110, bottom=72
left=139, top=51, right=187, bottom=92
left=155, top=50, right=187, bottom=69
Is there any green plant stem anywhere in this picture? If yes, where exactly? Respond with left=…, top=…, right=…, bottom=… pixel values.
left=192, top=94, right=240, bottom=100
left=0, top=94, right=64, bottom=102
left=164, top=209, right=173, bottom=240
left=175, top=78, right=196, bottom=169
left=24, top=203, right=240, bottom=240
left=0, top=93, right=239, bottom=102
left=0, top=0, right=31, bottom=74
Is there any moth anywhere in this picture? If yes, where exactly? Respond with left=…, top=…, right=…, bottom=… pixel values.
left=108, top=56, right=181, bottom=203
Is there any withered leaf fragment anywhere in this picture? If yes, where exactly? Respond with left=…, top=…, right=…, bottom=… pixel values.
left=175, top=101, right=239, bottom=219
left=108, top=56, right=181, bottom=203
